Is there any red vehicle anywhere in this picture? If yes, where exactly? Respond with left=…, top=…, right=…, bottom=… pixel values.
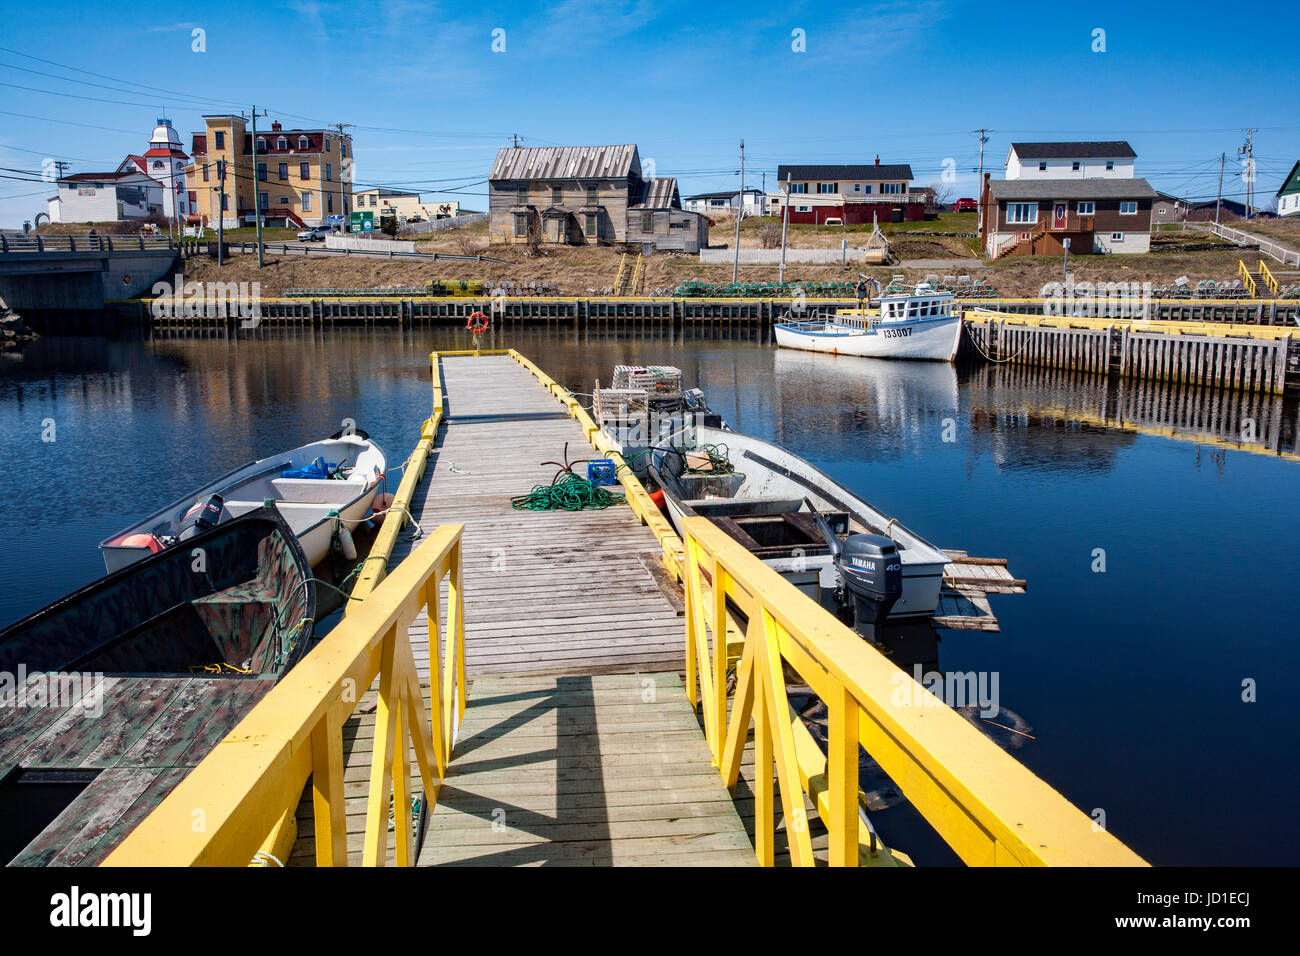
left=954, top=197, right=978, bottom=212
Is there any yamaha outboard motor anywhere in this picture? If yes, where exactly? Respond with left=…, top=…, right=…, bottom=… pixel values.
left=807, top=499, right=903, bottom=639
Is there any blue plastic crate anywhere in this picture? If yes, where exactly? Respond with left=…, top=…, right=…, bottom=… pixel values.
left=587, top=459, right=617, bottom=486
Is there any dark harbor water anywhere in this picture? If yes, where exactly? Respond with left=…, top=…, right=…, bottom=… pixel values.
left=2, top=324, right=1298, bottom=866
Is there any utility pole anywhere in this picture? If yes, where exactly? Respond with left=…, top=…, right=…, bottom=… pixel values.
left=972, top=128, right=990, bottom=237
left=511, top=133, right=522, bottom=148
left=761, top=171, right=766, bottom=217
left=732, top=139, right=744, bottom=283
left=216, top=158, right=226, bottom=267
left=1241, top=129, right=1257, bottom=219
left=52, top=160, right=70, bottom=179
left=779, top=173, right=791, bottom=286
left=247, top=107, right=268, bottom=267
left=333, top=122, right=353, bottom=230
left=1215, top=151, right=1225, bottom=225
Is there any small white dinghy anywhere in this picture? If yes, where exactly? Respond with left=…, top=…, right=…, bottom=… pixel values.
left=99, top=432, right=387, bottom=573
left=774, top=283, right=962, bottom=361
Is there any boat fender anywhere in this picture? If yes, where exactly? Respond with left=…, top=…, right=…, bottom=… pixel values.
left=337, top=526, right=358, bottom=561
left=649, top=488, right=666, bottom=509
left=121, top=532, right=164, bottom=553
left=373, top=493, right=393, bottom=512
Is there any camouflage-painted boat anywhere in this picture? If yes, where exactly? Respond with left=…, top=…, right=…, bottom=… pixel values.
left=0, top=507, right=316, bottom=866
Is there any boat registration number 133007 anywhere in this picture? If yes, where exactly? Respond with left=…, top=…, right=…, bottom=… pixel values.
left=882, top=327, right=912, bottom=338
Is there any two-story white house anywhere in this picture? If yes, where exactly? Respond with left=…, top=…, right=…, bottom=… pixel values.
left=1005, top=142, right=1136, bottom=180
left=769, top=159, right=922, bottom=224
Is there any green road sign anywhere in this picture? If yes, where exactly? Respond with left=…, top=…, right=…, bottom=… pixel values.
left=349, top=211, right=374, bottom=233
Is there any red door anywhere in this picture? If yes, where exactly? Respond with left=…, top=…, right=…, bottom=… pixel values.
left=1053, top=203, right=1067, bottom=229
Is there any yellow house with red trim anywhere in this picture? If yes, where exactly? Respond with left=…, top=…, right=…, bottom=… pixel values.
left=184, top=115, right=353, bottom=229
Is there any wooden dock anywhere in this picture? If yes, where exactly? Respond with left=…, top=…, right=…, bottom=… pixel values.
left=291, top=353, right=750, bottom=865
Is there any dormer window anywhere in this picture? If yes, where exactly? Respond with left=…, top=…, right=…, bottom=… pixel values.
left=256, top=137, right=266, bottom=151
left=277, top=136, right=287, bottom=150
left=299, top=136, right=309, bottom=150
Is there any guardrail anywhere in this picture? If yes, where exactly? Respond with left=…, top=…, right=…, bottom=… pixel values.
left=103, top=523, right=467, bottom=866
left=0, top=233, right=176, bottom=253
left=181, top=239, right=507, bottom=264
left=680, top=516, right=1147, bottom=867
left=1179, top=221, right=1300, bottom=266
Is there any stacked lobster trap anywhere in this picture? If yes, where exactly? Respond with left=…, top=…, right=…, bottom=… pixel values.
left=594, top=366, right=690, bottom=462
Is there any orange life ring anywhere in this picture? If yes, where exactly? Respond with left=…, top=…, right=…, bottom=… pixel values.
left=466, top=311, right=489, bottom=334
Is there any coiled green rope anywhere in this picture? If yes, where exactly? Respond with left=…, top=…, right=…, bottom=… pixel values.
left=511, top=470, right=624, bottom=511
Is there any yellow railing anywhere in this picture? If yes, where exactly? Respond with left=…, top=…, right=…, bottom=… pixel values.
left=1259, top=260, right=1279, bottom=297
left=1238, top=260, right=1257, bottom=297
left=103, top=524, right=467, bottom=867
left=963, top=309, right=1296, bottom=340
left=680, top=516, right=1147, bottom=867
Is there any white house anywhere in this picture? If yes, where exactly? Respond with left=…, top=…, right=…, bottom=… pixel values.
left=1005, top=142, right=1136, bottom=180
left=47, top=170, right=157, bottom=223
left=118, top=119, right=191, bottom=222
left=683, top=188, right=766, bottom=216
left=1276, top=161, right=1300, bottom=217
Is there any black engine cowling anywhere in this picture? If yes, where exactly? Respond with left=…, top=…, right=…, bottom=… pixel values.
left=837, top=533, right=903, bottom=626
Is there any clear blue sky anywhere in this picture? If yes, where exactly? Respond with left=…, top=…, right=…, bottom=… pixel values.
left=1, top=0, right=1297, bottom=227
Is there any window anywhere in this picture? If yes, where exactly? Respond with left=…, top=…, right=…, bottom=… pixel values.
left=327, top=193, right=334, bottom=212
left=552, top=185, right=562, bottom=205
left=300, top=162, right=310, bottom=180
left=325, top=139, right=331, bottom=152
left=1111, top=232, right=1124, bottom=241
left=202, top=164, right=209, bottom=183
left=256, top=137, right=266, bottom=151
left=1076, top=201, right=1095, bottom=215
left=215, top=131, right=225, bottom=149
left=818, top=182, right=837, bottom=194
left=641, top=211, right=653, bottom=231
left=257, top=163, right=267, bottom=181
left=789, top=182, right=807, bottom=194
left=341, top=142, right=347, bottom=158
left=1072, top=161, right=1080, bottom=171
left=1106, top=160, right=1114, bottom=171
left=1038, top=161, right=1047, bottom=171
left=259, top=192, right=268, bottom=209
left=585, top=213, right=598, bottom=236
left=301, top=191, right=312, bottom=211
left=279, top=196, right=289, bottom=204
left=796, top=205, right=811, bottom=212
left=1119, top=201, right=1138, bottom=214
left=299, top=136, right=309, bottom=149
left=1006, top=202, right=1038, bottom=224
left=880, top=182, right=902, bottom=194
left=863, top=184, right=872, bottom=194
left=368, top=194, right=376, bottom=207
left=517, top=184, right=529, bottom=204
left=513, top=212, right=528, bottom=237
left=325, top=163, right=332, bottom=182
left=586, top=185, right=598, bottom=205
left=278, top=162, right=288, bottom=180
left=277, top=136, right=287, bottom=150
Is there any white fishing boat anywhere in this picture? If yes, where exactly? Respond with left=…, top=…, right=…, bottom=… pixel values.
left=648, top=424, right=950, bottom=620
left=99, top=432, right=387, bottom=573
left=773, top=283, right=962, bottom=361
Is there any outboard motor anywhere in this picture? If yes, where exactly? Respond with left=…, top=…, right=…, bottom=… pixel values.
left=177, top=493, right=225, bottom=542
left=807, top=499, right=903, bottom=639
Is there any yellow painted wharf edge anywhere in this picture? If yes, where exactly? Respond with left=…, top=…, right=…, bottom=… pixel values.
left=103, top=525, right=467, bottom=866
left=680, top=517, right=1147, bottom=867
left=965, top=308, right=1297, bottom=340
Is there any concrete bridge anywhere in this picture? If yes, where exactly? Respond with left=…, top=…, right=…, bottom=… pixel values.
left=0, top=233, right=179, bottom=316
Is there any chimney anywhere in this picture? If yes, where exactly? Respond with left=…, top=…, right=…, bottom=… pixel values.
left=874, top=155, right=880, bottom=166
left=271, top=121, right=282, bottom=133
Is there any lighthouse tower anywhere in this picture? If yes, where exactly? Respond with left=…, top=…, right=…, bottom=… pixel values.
left=141, top=119, right=190, bottom=223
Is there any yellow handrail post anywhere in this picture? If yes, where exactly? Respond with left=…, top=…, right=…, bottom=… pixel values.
left=310, top=712, right=347, bottom=866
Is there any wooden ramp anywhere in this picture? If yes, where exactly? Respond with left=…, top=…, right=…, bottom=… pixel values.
left=418, top=673, right=755, bottom=866
left=294, top=353, right=753, bottom=865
